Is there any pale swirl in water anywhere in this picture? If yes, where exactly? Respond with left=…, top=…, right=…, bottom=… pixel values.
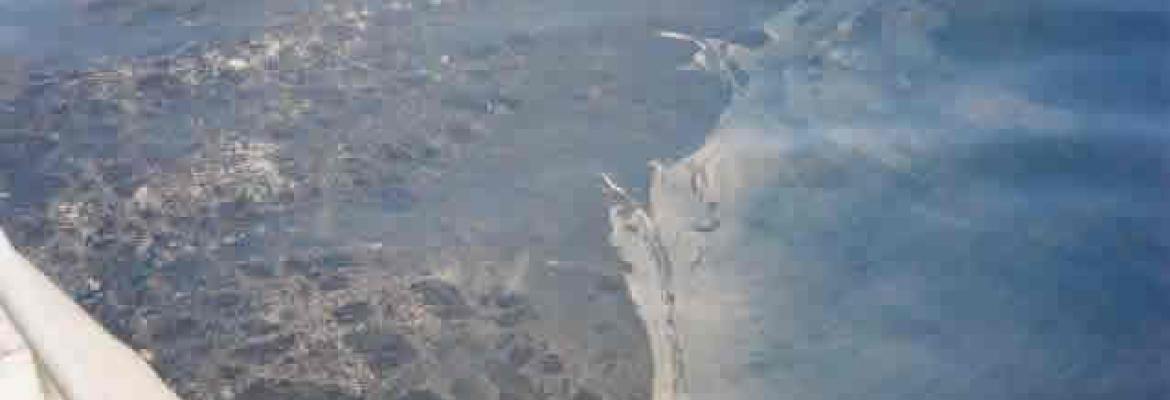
left=608, top=1, right=1169, bottom=399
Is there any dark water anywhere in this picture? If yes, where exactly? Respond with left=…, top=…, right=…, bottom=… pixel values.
left=0, top=1, right=777, bottom=399
left=1, top=0, right=1168, bottom=399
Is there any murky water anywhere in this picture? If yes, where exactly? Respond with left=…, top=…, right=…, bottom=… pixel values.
left=2, top=0, right=1168, bottom=399
left=609, top=1, right=1169, bottom=399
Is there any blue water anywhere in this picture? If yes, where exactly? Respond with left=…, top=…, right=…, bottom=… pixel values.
left=2, top=0, right=1168, bottom=398
left=0, top=0, right=323, bottom=68
left=611, top=1, right=1169, bottom=399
